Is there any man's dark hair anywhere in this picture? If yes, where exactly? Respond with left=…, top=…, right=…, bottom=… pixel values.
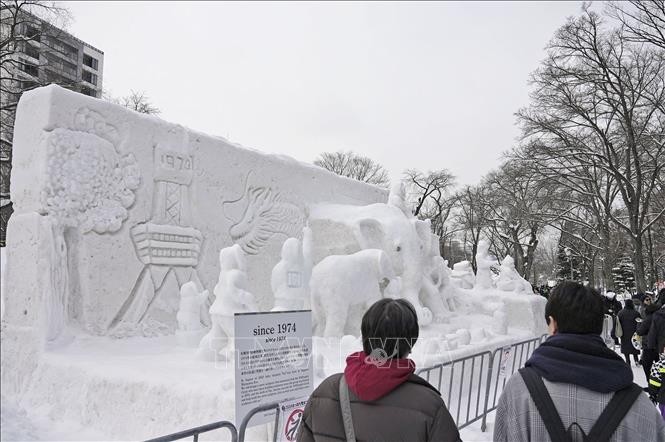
left=624, top=299, right=635, bottom=310
left=545, top=281, right=604, bottom=334
left=361, top=298, right=419, bottom=359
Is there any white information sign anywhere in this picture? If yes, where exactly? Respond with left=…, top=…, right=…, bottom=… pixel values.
left=235, top=310, right=312, bottom=427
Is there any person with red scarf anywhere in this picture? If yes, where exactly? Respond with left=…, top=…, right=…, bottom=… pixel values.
left=297, top=298, right=460, bottom=442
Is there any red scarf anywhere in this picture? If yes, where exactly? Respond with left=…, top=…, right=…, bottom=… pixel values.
left=343, top=351, right=416, bottom=401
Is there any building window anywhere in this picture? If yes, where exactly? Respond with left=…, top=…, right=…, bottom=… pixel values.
left=24, top=25, right=40, bottom=42
left=20, top=62, right=38, bottom=77
left=83, top=54, right=98, bottom=70
left=81, top=86, right=97, bottom=97
left=82, top=70, right=98, bottom=86
left=20, top=80, right=39, bottom=90
left=44, top=37, right=78, bottom=61
left=24, top=43, right=40, bottom=60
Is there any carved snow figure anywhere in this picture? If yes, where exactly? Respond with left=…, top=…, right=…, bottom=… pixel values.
left=271, top=237, right=309, bottom=311
left=420, top=253, right=452, bottom=323
left=176, top=282, right=209, bottom=331
left=450, top=261, right=475, bottom=289
left=475, top=240, right=495, bottom=290
left=198, top=245, right=257, bottom=361
left=310, top=249, right=400, bottom=337
left=308, top=192, right=434, bottom=326
left=439, top=259, right=459, bottom=311
left=387, top=182, right=411, bottom=217
left=496, top=256, right=531, bottom=293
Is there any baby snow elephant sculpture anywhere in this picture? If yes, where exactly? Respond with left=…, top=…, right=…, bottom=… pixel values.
left=310, top=249, right=400, bottom=337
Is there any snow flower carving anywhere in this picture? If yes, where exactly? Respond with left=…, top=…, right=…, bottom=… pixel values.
left=42, top=128, right=141, bottom=234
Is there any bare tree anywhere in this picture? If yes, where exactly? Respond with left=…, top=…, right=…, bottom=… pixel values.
left=517, top=8, right=665, bottom=291
left=403, top=169, right=456, bottom=254
left=454, top=184, right=491, bottom=273
left=105, top=89, right=160, bottom=115
left=314, top=151, right=390, bottom=187
left=606, top=0, right=665, bottom=50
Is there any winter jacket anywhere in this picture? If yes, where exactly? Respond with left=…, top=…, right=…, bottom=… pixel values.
left=648, top=307, right=665, bottom=353
left=637, top=306, right=658, bottom=349
left=649, top=355, right=665, bottom=405
left=618, top=307, right=641, bottom=354
left=297, top=353, right=461, bottom=442
left=494, top=333, right=665, bottom=441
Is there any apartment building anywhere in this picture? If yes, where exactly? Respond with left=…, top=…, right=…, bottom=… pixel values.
left=0, top=9, right=104, bottom=245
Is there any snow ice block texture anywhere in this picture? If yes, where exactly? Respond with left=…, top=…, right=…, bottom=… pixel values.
left=6, top=85, right=387, bottom=341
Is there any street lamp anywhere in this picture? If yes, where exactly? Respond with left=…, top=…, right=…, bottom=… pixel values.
left=564, top=247, right=573, bottom=280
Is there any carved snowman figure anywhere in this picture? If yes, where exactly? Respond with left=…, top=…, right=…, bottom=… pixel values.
left=198, top=244, right=257, bottom=361
left=271, top=237, right=309, bottom=311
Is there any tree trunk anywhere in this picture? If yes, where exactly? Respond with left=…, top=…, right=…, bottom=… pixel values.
left=632, top=234, right=648, bottom=293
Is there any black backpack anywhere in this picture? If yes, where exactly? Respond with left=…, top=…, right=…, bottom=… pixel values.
left=518, top=367, right=643, bottom=442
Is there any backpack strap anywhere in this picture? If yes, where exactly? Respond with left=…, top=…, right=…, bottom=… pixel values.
left=585, top=383, right=643, bottom=442
left=338, top=375, right=357, bottom=442
left=519, top=367, right=571, bottom=442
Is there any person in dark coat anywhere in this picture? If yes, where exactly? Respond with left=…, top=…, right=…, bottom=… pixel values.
left=605, top=292, right=622, bottom=346
left=638, top=303, right=660, bottom=379
left=648, top=304, right=665, bottom=355
left=297, top=298, right=461, bottom=442
left=618, top=299, right=641, bottom=365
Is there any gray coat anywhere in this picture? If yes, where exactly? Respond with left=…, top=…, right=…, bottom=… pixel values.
left=494, top=372, right=665, bottom=441
left=297, top=373, right=461, bottom=442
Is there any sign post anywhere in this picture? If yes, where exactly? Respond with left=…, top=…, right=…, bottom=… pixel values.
left=234, top=310, right=312, bottom=430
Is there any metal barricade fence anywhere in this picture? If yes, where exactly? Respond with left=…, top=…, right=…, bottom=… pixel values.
left=416, top=351, right=493, bottom=430
left=480, top=335, right=547, bottom=431
left=144, top=421, right=238, bottom=442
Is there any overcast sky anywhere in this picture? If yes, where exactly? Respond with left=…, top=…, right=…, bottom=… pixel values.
left=61, top=1, right=586, bottom=186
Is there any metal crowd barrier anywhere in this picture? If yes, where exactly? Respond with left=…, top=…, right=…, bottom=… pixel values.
left=416, top=333, right=547, bottom=432
left=144, top=420, right=238, bottom=442
left=147, top=335, right=548, bottom=440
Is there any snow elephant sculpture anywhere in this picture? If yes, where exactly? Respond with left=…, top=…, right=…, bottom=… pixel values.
left=310, top=249, right=400, bottom=337
left=308, top=199, right=434, bottom=326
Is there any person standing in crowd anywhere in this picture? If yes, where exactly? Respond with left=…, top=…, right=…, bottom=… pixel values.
left=640, top=294, right=653, bottom=318
left=604, top=292, right=622, bottom=347
left=494, top=281, right=665, bottom=442
left=618, top=299, right=641, bottom=366
left=638, top=303, right=660, bottom=380
left=297, top=298, right=461, bottom=442
left=649, top=302, right=665, bottom=359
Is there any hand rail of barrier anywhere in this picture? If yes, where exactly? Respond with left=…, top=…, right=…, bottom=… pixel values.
left=143, top=420, right=238, bottom=442
left=238, top=402, right=281, bottom=442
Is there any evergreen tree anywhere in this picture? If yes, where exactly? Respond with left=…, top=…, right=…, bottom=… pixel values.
left=612, top=256, right=636, bottom=294
left=555, top=246, right=582, bottom=281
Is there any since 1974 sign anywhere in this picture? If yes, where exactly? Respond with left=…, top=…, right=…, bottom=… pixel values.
left=234, top=310, right=312, bottom=428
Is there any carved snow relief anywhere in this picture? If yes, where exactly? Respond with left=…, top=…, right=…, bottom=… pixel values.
left=223, top=173, right=305, bottom=255
left=41, top=108, right=140, bottom=234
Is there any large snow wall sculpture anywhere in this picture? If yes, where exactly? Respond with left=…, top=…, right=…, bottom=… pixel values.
left=3, top=85, right=387, bottom=344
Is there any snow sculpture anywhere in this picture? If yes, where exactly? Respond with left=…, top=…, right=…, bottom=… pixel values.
left=450, top=261, right=475, bottom=289
left=496, top=256, right=531, bottom=293
left=475, top=240, right=495, bottom=290
left=176, top=282, right=209, bottom=331
left=222, top=172, right=306, bottom=256
left=387, top=182, right=410, bottom=217
left=419, top=232, right=453, bottom=322
left=198, top=245, right=257, bottom=361
left=43, top=109, right=141, bottom=234
left=310, top=249, right=400, bottom=337
left=271, top=235, right=311, bottom=311
left=109, top=126, right=208, bottom=338
left=308, top=195, right=434, bottom=326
